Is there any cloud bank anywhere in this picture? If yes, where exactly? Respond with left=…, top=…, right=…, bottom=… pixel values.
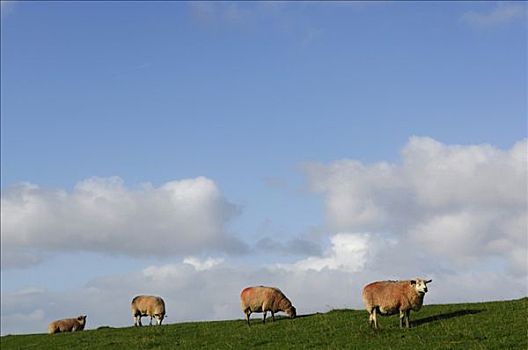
left=1, top=176, right=245, bottom=268
left=304, top=137, right=527, bottom=276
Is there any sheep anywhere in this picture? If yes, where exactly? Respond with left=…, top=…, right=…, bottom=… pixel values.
left=48, top=315, right=87, bottom=334
left=131, top=295, right=166, bottom=326
left=240, top=286, right=296, bottom=326
left=362, top=278, right=432, bottom=329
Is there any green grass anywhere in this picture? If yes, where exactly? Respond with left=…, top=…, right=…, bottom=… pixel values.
left=2, top=298, right=527, bottom=349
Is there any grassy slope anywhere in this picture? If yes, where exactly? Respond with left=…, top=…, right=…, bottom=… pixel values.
left=2, top=298, right=526, bottom=349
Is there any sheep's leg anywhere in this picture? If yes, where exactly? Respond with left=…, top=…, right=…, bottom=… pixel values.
left=405, top=310, right=410, bottom=328
left=271, top=311, right=275, bottom=322
left=244, top=308, right=251, bottom=326
left=373, top=307, right=379, bottom=329
left=263, top=311, right=267, bottom=324
left=245, top=310, right=251, bottom=326
left=399, top=310, right=405, bottom=328
left=149, top=316, right=153, bottom=326
left=367, top=309, right=373, bottom=327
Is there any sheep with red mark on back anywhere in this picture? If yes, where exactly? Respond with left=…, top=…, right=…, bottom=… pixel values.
left=240, top=286, right=296, bottom=326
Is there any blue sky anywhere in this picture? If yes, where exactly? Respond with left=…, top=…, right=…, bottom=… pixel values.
left=1, top=1, right=526, bottom=335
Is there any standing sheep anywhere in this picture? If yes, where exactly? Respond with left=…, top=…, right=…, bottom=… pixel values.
left=240, top=286, right=296, bottom=326
left=362, top=278, right=432, bottom=329
left=48, top=315, right=87, bottom=334
left=131, top=295, right=166, bottom=326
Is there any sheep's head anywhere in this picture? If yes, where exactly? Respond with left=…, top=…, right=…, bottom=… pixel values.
left=77, top=315, right=87, bottom=325
left=154, top=313, right=165, bottom=325
left=286, top=306, right=296, bottom=319
left=411, top=279, right=432, bottom=294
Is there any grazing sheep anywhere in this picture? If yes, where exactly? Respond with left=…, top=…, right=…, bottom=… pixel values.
left=48, top=315, right=87, bottom=334
left=240, top=286, right=296, bottom=326
left=362, top=278, right=432, bottom=329
left=131, top=295, right=166, bottom=326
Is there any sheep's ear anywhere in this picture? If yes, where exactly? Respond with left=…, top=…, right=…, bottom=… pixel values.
left=426, top=279, right=432, bottom=284
left=410, top=280, right=416, bottom=285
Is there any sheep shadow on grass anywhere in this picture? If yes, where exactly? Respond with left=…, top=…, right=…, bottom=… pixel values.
left=246, top=313, right=316, bottom=326
left=292, top=313, right=318, bottom=319
left=412, top=309, right=483, bottom=327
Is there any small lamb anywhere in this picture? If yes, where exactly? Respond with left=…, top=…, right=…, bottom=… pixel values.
left=48, top=315, right=87, bottom=334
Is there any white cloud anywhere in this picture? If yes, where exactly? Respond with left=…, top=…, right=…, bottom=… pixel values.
left=461, top=2, right=526, bottom=28
left=304, top=137, right=527, bottom=276
left=1, top=176, right=246, bottom=268
left=11, top=287, right=47, bottom=297
left=183, top=256, right=225, bottom=271
left=282, top=233, right=373, bottom=272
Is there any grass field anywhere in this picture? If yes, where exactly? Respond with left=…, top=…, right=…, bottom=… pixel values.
left=2, top=298, right=526, bottom=349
